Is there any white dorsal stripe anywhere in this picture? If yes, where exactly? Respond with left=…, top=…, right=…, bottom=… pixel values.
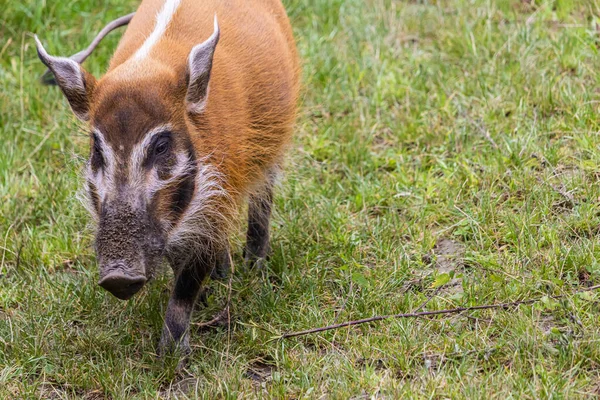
left=133, top=0, right=181, bottom=61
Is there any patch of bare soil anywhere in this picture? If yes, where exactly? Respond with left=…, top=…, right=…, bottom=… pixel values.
left=159, top=376, right=197, bottom=399
left=38, top=383, right=108, bottom=400
left=244, top=360, right=274, bottom=384
left=433, top=238, right=465, bottom=294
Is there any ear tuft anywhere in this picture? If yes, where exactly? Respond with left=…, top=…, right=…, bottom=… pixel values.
left=34, top=35, right=95, bottom=121
left=186, top=15, right=220, bottom=114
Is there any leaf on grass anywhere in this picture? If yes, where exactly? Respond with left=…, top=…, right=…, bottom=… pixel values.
left=539, top=295, right=559, bottom=311
left=432, top=273, right=451, bottom=288
left=352, top=272, right=370, bottom=288
left=578, top=291, right=596, bottom=301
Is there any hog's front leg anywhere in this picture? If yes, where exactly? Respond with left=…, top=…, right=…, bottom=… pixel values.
left=158, top=258, right=208, bottom=359
left=210, top=244, right=230, bottom=280
left=245, top=178, right=274, bottom=268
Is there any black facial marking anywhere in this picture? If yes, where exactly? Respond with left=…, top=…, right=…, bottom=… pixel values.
left=170, top=139, right=197, bottom=219
left=90, top=133, right=105, bottom=172
left=171, top=173, right=195, bottom=216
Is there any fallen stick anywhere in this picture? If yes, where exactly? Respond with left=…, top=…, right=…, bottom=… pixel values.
left=278, top=284, right=600, bottom=339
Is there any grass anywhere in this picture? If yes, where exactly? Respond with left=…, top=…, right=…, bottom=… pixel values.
left=3, top=0, right=600, bottom=397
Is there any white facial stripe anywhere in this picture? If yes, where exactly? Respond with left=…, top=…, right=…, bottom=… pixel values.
left=133, top=0, right=181, bottom=61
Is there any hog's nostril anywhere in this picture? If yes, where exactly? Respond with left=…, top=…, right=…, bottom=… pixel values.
left=98, top=271, right=146, bottom=300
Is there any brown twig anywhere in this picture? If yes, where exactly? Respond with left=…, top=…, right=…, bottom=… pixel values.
left=331, top=280, right=442, bottom=331
left=194, top=308, right=229, bottom=329
left=277, top=284, right=600, bottom=340
left=412, top=284, right=445, bottom=313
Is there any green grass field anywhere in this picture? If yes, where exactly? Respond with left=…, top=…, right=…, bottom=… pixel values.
left=4, top=0, right=600, bottom=397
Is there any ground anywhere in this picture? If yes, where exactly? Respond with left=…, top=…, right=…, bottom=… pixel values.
left=2, top=0, right=600, bottom=398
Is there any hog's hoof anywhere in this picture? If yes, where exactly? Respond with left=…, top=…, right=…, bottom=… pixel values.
left=157, top=347, right=191, bottom=372
left=195, top=287, right=212, bottom=309
left=158, top=336, right=191, bottom=371
left=243, top=253, right=267, bottom=269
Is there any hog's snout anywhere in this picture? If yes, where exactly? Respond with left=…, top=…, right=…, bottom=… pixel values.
left=94, top=197, right=165, bottom=300
left=98, top=262, right=147, bottom=300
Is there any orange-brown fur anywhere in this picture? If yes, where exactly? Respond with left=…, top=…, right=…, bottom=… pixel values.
left=88, top=0, right=300, bottom=235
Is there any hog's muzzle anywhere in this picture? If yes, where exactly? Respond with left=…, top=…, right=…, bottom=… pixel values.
left=98, top=262, right=147, bottom=300
left=94, top=199, right=160, bottom=301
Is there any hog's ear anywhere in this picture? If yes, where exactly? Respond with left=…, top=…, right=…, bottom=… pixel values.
left=186, top=15, right=220, bottom=114
left=34, top=35, right=96, bottom=121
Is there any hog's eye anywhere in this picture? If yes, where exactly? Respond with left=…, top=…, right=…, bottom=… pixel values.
left=143, top=131, right=173, bottom=169
left=154, top=138, right=170, bottom=156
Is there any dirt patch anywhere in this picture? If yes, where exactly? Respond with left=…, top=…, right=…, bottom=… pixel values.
left=545, top=166, right=584, bottom=212
left=350, top=391, right=386, bottom=400
left=434, top=239, right=464, bottom=273
left=159, top=376, right=197, bottom=398
left=433, top=238, right=465, bottom=294
left=38, top=384, right=69, bottom=400
left=355, top=357, right=386, bottom=371
left=82, top=391, right=108, bottom=400
left=38, top=383, right=107, bottom=400
left=538, top=315, right=557, bottom=336
left=245, top=360, right=274, bottom=384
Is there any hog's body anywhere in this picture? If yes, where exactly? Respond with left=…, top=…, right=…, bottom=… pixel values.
left=36, top=0, right=299, bottom=358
